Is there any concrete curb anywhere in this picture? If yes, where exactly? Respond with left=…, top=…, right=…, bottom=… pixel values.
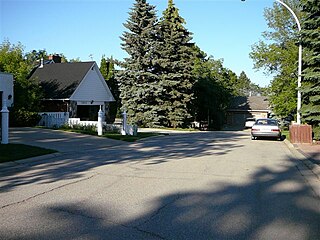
left=284, top=139, right=320, bottom=198
left=0, top=152, right=62, bottom=169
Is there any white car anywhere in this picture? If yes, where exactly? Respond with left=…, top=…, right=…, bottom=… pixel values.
left=245, top=118, right=256, bottom=128
left=251, top=118, right=282, bottom=140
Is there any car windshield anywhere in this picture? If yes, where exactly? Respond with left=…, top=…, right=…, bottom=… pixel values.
left=255, top=119, right=278, bottom=126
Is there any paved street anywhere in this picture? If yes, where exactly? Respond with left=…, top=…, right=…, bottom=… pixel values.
left=1, top=128, right=319, bottom=240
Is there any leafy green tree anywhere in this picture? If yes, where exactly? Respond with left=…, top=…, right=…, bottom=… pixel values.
left=300, top=0, right=320, bottom=139
left=100, top=56, right=120, bottom=123
left=192, top=48, right=231, bottom=129
left=154, top=0, right=195, bottom=128
left=117, top=0, right=159, bottom=126
left=0, top=40, right=43, bottom=126
left=250, top=0, right=301, bottom=118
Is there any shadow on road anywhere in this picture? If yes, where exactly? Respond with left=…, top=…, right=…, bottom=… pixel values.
left=3, top=158, right=319, bottom=240
left=1, top=130, right=245, bottom=191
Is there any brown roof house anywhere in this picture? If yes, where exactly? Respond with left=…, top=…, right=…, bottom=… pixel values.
left=226, top=96, right=270, bottom=128
left=29, top=55, right=114, bottom=127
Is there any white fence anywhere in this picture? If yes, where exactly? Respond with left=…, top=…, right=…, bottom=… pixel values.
left=38, top=112, right=69, bottom=128
left=38, top=112, right=122, bottom=133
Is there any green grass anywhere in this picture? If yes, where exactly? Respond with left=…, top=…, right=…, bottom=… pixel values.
left=0, top=144, right=57, bottom=163
left=102, top=132, right=164, bottom=142
left=282, top=130, right=290, bottom=141
left=57, top=127, right=164, bottom=142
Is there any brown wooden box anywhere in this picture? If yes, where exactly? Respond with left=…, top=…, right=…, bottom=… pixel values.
left=289, top=124, right=312, bottom=144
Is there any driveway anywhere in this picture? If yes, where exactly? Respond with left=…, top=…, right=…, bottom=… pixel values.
left=1, top=128, right=319, bottom=240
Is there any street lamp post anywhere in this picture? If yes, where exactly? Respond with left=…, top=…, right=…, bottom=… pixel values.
left=242, top=0, right=302, bottom=124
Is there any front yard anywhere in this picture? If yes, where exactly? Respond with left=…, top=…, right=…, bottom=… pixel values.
left=0, top=144, right=57, bottom=163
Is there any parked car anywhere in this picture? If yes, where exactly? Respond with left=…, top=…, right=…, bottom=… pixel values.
left=251, top=118, right=282, bottom=140
left=245, top=118, right=256, bottom=128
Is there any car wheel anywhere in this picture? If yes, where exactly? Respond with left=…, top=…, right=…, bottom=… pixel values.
left=251, top=136, right=256, bottom=140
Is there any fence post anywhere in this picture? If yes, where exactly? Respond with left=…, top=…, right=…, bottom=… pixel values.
left=1, top=99, right=9, bottom=144
left=121, top=110, right=127, bottom=135
left=97, top=106, right=104, bottom=136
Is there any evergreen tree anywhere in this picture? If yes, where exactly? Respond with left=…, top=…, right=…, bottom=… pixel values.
left=117, top=0, right=159, bottom=126
left=100, top=56, right=120, bottom=123
left=237, top=71, right=251, bottom=96
left=154, top=0, right=195, bottom=128
left=300, top=0, right=320, bottom=139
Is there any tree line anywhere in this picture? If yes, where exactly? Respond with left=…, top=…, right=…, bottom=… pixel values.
left=250, top=0, right=320, bottom=139
left=0, top=0, right=260, bottom=129
left=116, top=0, right=261, bottom=129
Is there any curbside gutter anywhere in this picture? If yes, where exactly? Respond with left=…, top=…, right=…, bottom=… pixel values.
left=0, top=152, right=62, bottom=169
left=284, top=139, right=320, bottom=198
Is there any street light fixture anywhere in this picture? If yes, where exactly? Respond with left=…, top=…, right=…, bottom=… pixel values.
left=242, top=0, right=302, bottom=124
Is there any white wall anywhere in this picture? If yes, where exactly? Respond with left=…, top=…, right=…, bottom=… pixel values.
left=70, top=63, right=114, bottom=103
left=0, top=72, right=14, bottom=107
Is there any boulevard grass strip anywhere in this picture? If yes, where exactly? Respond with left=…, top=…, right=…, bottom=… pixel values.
left=0, top=144, right=57, bottom=163
left=282, top=130, right=290, bottom=141
left=102, top=132, right=164, bottom=142
left=58, top=127, right=164, bottom=142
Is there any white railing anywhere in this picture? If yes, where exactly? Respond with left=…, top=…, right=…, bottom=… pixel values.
left=38, top=112, right=69, bottom=128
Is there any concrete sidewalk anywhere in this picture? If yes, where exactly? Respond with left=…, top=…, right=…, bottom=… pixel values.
left=294, top=143, right=320, bottom=166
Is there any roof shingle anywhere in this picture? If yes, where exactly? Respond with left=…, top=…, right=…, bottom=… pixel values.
left=30, top=62, right=95, bottom=99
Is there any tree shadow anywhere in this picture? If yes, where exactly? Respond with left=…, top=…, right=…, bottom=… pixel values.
left=2, top=158, right=319, bottom=240
left=1, top=130, right=245, bottom=191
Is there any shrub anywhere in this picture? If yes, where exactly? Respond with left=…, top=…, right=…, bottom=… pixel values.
left=9, top=109, right=41, bottom=127
left=313, top=126, right=320, bottom=141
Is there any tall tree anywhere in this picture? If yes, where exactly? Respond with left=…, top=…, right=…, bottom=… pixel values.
left=250, top=0, right=301, bottom=118
left=300, top=0, right=320, bottom=139
left=154, top=0, right=195, bottom=128
left=117, top=0, right=159, bottom=126
left=100, top=56, right=120, bottom=123
left=192, top=47, right=231, bottom=129
left=0, top=40, right=43, bottom=126
left=236, top=71, right=251, bottom=96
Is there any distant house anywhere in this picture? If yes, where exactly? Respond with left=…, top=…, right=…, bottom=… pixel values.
left=29, top=55, right=114, bottom=124
left=226, top=96, right=270, bottom=127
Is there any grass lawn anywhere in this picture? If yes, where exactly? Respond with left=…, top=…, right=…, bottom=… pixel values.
left=102, top=132, right=164, bottom=142
left=57, top=127, right=165, bottom=142
left=282, top=130, right=290, bottom=141
left=0, top=144, right=57, bottom=163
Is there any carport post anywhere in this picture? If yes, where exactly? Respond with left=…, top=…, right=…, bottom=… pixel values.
left=1, top=99, right=9, bottom=144
left=97, top=106, right=104, bottom=136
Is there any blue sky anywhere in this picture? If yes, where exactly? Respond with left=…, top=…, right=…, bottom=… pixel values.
left=0, top=0, right=275, bottom=87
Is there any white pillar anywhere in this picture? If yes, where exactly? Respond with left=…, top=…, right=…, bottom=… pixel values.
left=121, top=110, right=127, bottom=135
left=97, top=106, right=104, bottom=136
left=1, top=99, right=9, bottom=144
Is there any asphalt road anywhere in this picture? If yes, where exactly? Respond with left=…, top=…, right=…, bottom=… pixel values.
left=0, top=128, right=319, bottom=240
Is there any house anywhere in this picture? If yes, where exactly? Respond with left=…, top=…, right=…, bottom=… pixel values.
left=226, top=96, right=270, bottom=127
left=29, top=55, right=114, bottom=126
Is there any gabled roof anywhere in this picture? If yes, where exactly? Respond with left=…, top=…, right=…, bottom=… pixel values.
left=228, top=96, right=270, bottom=111
left=29, top=62, right=95, bottom=99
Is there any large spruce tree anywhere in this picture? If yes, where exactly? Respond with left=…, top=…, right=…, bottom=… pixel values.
left=154, top=0, right=195, bottom=128
left=300, top=0, right=320, bottom=139
left=118, top=0, right=159, bottom=126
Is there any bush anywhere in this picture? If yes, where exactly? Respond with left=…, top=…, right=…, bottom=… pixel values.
left=313, top=126, right=320, bottom=141
left=9, top=109, right=41, bottom=127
